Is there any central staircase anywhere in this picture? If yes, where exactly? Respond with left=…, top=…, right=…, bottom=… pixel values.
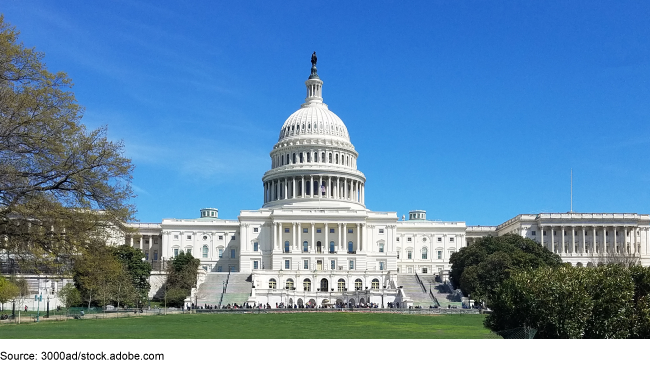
left=396, top=274, right=437, bottom=307
left=196, top=273, right=252, bottom=307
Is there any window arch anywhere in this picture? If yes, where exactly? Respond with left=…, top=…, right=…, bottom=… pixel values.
left=422, top=247, right=428, bottom=260
left=269, top=279, right=276, bottom=289
left=202, top=245, right=208, bottom=258
left=354, top=278, right=363, bottom=290
left=303, top=279, right=311, bottom=291
left=284, top=241, right=290, bottom=253
left=371, top=279, right=380, bottom=290
left=303, top=241, right=309, bottom=252
left=329, top=241, right=335, bottom=253
left=286, top=279, right=294, bottom=290
left=338, top=279, right=346, bottom=292
left=348, top=241, right=353, bottom=253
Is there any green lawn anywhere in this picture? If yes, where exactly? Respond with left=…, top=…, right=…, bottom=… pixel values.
left=0, top=312, right=496, bottom=339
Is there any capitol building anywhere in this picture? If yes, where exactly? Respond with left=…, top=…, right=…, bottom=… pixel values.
left=127, top=57, right=650, bottom=308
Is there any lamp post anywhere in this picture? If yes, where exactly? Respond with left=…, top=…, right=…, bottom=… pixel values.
left=46, top=294, right=50, bottom=318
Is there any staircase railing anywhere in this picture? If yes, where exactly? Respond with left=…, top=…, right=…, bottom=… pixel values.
left=414, top=273, right=427, bottom=293
left=218, top=272, right=231, bottom=308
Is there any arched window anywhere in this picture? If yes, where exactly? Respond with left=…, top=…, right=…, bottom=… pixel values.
left=281, top=155, right=284, bottom=165
left=336, top=154, right=339, bottom=164
left=329, top=241, right=335, bottom=253
left=379, top=243, right=384, bottom=253
left=348, top=241, right=353, bottom=253
left=253, top=242, right=259, bottom=252
left=314, top=153, right=318, bottom=162
left=300, top=153, right=304, bottom=163
left=286, top=279, right=294, bottom=290
left=328, top=153, right=332, bottom=163
left=371, top=279, right=379, bottom=290
left=286, top=154, right=290, bottom=164
left=407, top=250, right=412, bottom=259
left=202, top=245, right=208, bottom=258
left=303, top=279, right=311, bottom=291
left=354, top=278, right=363, bottom=290
left=338, top=279, right=346, bottom=292
left=347, top=156, right=349, bottom=166
left=303, top=241, right=309, bottom=252
left=269, top=279, right=276, bottom=289
left=422, top=247, right=428, bottom=260
left=307, top=152, right=311, bottom=162
left=321, top=152, right=325, bottom=162
left=293, top=153, right=296, bottom=164
left=284, top=241, right=290, bottom=253
left=218, top=247, right=224, bottom=258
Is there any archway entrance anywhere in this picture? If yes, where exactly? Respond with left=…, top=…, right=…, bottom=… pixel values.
left=320, top=278, right=329, bottom=292
left=297, top=298, right=304, bottom=307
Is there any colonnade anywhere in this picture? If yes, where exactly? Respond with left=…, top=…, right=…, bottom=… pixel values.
left=538, top=225, right=648, bottom=256
left=127, top=234, right=158, bottom=260
left=269, top=221, right=366, bottom=254
left=263, top=175, right=365, bottom=205
left=271, top=149, right=357, bottom=169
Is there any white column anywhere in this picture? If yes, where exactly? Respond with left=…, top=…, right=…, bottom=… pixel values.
left=272, top=222, right=277, bottom=250
left=356, top=223, right=361, bottom=252
left=319, top=176, right=323, bottom=198
left=339, top=223, right=343, bottom=250
left=284, top=178, right=288, bottom=200
left=292, top=177, right=296, bottom=199
left=551, top=227, right=554, bottom=253
left=301, top=176, right=305, bottom=198
left=310, top=176, right=314, bottom=198
left=293, top=223, right=297, bottom=251
left=561, top=226, right=565, bottom=255
left=325, top=223, right=329, bottom=252
left=582, top=226, right=586, bottom=254
left=602, top=226, right=606, bottom=254
left=336, top=177, right=340, bottom=199
left=311, top=223, right=315, bottom=253
left=361, top=183, right=365, bottom=204
left=614, top=226, right=617, bottom=254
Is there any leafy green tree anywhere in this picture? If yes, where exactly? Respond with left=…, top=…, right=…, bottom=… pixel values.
left=0, top=16, right=135, bottom=273
left=0, top=275, right=20, bottom=310
left=449, top=234, right=562, bottom=302
left=486, top=265, right=637, bottom=338
left=165, top=252, right=200, bottom=307
left=73, top=247, right=122, bottom=308
left=57, top=283, right=81, bottom=310
left=111, top=245, right=151, bottom=306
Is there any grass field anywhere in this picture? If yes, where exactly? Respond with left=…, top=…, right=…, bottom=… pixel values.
left=0, top=312, right=496, bottom=339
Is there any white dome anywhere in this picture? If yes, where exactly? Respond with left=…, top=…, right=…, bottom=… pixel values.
left=278, top=104, right=350, bottom=142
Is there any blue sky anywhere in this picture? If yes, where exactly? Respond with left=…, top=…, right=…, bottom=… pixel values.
left=4, top=1, right=649, bottom=225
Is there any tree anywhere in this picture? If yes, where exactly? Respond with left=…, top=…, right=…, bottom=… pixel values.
left=165, top=252, right=200, bottom=307
left=0, top=16, right=135, bottom=273
left=449, top=234, right=562, bottom=303
left=57, top=283, right=81, bottom=311
left=0, top=275, right=19, bottom=310
left=73, top=247, right=122, bottom=308
left=486, top=265, right=639, bottom=338
left=111, top=245, right=151, bottom=306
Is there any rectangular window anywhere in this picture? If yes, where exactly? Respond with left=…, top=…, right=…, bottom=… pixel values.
left=407, top=251, right=412, bottom=259
left=303, top=228, right=308, bottom=233
left=317, top=228, right=322, bottom=233
left=153, top=251, right=158, bottom=261
left=349, top=260, right=354, bottom=270
left=186, top=235, right=192, bottom=240
left=379, top=229, right=384, bottom=234
left=531, top=231, right=536, bottom=236
left=173, top=248, right=179, bottom=257
left=253, top=261, right=259, bottom=270
left=231, top=235, right=236, bottom=240
left=218, top=248, right=224, bottom=258
left=285, top=228, right=290, bottom=233
left=379, top=261, right=385, bottom=270
left=543, top=231, right=547, bottom=236
left=397, top=252, right=400, bottom=259
left=145, top=252, right=149, bottom=260
left=407, top=237, right=412, bottom=242
left=348, top=228, right=353, bottom=233
left=253, top=227, right=259, bottom=233
left=330, top=228, right=335, bottom=233
left=304, top=260, right=309, bottom=270
left=437, top=237, right=442, bottom=242
left=217, top=266, right=222, bottom=272
left=219, top=235, right=223, bottom=240
left=450, top=237, right=454, bottom=242
left=331, top=260, right=336, bottom=270
left=285, top=260, right=290, bottom=269
left=173, top=235, right=179, bottom=240
left=254, top=242, right=259, bottom=251
left=230, top=249, right=236, bottom=259
left=437, top=251, right=442, bottom=260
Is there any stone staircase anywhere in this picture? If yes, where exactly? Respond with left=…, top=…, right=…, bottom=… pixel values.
left=419, top=275, right=463, bottom=307
left=396, top=274, right=436, bottom=307
left=196, top=273, right=252, bottom=307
